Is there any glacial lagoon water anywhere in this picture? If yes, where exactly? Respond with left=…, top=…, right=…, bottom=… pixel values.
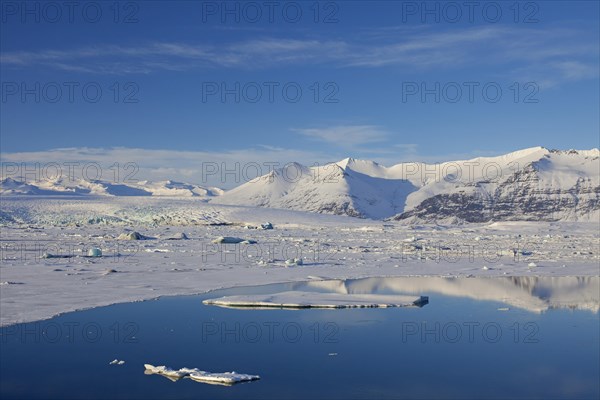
left=1, top=276, right=598, bottom=399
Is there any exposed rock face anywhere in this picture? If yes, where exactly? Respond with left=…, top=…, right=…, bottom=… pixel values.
left=395, top=162, right=600, bottom=223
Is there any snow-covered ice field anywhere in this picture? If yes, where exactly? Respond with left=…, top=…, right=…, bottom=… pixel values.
left=1, top=196, right=598, bottom=326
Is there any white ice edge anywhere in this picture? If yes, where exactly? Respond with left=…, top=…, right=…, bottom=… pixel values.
left=203, top=291, right=428, bottom=309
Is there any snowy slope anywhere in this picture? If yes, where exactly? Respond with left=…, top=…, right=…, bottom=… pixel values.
left=213, top=159, right=417, bottom=219
left=0, top=177, right=223, bottom=198
left=214, top=147, right=600, bottom=222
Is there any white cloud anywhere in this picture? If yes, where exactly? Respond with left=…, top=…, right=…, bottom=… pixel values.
left=293, top=125, right=389, bottom=147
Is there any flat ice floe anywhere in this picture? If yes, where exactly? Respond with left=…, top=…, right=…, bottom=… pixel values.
left=203, top=291, right=428, bottom=309
left=144, top=364, right=260, bottom=385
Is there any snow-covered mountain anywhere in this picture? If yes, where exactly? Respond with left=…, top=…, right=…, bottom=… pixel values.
left=211, top=161, right=416, bottom=219
left=0, top=177, right=223, bottom=198
left=213, top=147, right=600, bottom=222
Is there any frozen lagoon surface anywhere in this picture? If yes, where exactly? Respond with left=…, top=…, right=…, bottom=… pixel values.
left=1, top=197, right=599, bottom=326
left=0, top=276, right=599, bottom=399
left=0, top=197, right=599, bottom=398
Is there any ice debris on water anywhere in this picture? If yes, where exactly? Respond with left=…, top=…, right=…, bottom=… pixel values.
left=261, top=222, right=273, bottom=230
left=144, top=364, right=260, bottom=385
left=528, top=262, right=537, bottom=267
left=109, top=359, right=125, bottom=365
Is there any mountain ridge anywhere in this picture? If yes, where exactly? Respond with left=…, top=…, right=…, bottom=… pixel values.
left=3, top=147, right=598, bottom=223
left=214, top=147, right=600, bottom=222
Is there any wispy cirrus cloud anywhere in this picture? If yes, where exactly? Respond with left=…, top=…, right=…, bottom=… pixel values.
left=0, top=39, right=347, bottom=73
left=1, top=26, right=597, bottom=86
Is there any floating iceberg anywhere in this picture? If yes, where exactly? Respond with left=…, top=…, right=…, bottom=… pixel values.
left=203, top=291, right=429, bottom=309
left=189, top=371, right=260, bottom=385
left=144, top=364, right=191, bottom=380
left=144, top=364, right=260, bottom=386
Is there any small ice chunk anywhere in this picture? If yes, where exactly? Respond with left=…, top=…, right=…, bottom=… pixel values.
left=118, top=232, right=150, bottom=240
left=260, top=222, right=273, bottom=230
left=87, top=247, right=102, bottom=257
left=41, top=253, right=72, bottom=259
left=212, top=236, right=256, bottom=244
left=102, top=269, right=118, bottom=275
left=144, top=364, right=190, bottom=379
left=109, top=359, right=125, bottom=365
left=164, top=232, right=189, bottom=240
left=285, top=258, right=303, bottom=266
left=528, top=262, right=537, bottom=267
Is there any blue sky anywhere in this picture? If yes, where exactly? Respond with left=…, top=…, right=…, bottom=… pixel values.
left=1, top=1, right=599, bottom=185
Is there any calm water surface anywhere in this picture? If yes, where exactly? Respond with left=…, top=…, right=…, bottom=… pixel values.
left=1, top=276, right=598, bottom=399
